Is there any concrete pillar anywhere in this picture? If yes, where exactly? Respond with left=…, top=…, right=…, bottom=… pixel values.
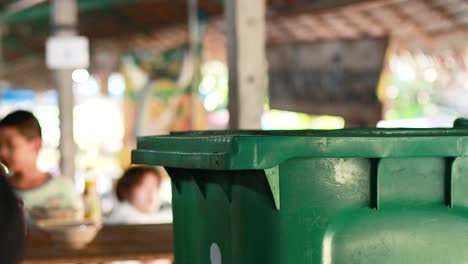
left=51, top=0, right=77, bottom=178
left=225, top=0, right=267, bottom=129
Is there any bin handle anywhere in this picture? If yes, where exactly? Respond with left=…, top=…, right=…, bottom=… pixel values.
left=453, top=118, right=468, bottom=128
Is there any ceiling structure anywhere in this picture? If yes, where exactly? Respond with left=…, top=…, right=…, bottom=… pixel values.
left=0, top=0, right=466, bottom=89
left=1, top=0, right=466, bottom=60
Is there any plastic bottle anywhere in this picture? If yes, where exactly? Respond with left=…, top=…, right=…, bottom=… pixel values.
left=82, top=167, right=102, bottom=223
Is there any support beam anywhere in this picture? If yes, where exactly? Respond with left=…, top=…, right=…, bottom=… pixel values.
left=320, top=14, right=358, bottom=39
left=339, top=10, right=383, bottom=37
left=426, top=1, right=465, bottom=33
left=1, top=0, right=143, bottom=24
left=290, top=15, right=319, bottom=42
left=188, top=0, right=201, bottom=130
left=271, top=0, right=405, bottom=19
left=297, top=15, right=336, bottom=40
left=315, top=15, right=351, bottom=39
left=5, top=0, right=46, bottom=14
left=356, top=10, right=389, bottom=36
left=225, top=0, right=266, bottom=129
left=388, top=5, right=435, bottom=44
left=51, top=0, right=76, bottom=179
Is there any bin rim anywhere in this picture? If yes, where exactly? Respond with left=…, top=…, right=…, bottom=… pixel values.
left=132, top=127, right=468, bottom=170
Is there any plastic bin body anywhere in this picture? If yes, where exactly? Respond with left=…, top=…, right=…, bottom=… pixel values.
left=132, top=127, right=468, bottom=264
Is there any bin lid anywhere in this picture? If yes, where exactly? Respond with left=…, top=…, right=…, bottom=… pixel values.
left=132, top=124, right=468, bottom=170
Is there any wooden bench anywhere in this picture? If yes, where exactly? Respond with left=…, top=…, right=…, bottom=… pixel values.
left=22, top=224, right=173, bottom=264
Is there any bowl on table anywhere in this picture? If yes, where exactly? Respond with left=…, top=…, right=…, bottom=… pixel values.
left=35, top=219, right=102, bottom=250
left=30, top=207, right=80, bottom=221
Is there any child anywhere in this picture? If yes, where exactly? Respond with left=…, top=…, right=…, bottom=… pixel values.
left=0, top=162, right=25, bottom=264
left=106, top=166, right=172, bottom=225
left=0, top=110, right=80, bottom=219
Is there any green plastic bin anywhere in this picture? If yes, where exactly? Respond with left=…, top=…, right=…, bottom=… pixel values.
left=132, top=119, right=468, bottom=264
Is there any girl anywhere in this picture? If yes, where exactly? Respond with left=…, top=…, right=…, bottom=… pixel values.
left=106, top=166, right=172, bottom=225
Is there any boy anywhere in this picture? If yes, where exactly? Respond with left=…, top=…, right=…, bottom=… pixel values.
left=0, top=110, right=80, bottom=218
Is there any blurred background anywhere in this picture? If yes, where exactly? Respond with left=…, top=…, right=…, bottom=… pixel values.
left=0, top=0, right=466, bottom=214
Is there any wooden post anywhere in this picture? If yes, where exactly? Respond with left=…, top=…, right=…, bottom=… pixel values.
left=51, top=0, right=77, bottom=179
left=188, top=0, right=201, bottom=130
left=225, top=0, right=267, bottom=129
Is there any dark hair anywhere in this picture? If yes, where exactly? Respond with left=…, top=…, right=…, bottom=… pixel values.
left=0, top=164, right=25, bottom=263
left=0, top=110, right=42, bottom=140
left=116, top=166, right=162, bottom=202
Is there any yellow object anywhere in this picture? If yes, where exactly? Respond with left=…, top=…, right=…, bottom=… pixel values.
left=82, top=169, right=102, bottom=222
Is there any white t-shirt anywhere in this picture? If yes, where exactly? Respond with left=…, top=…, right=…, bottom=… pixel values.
left=15, top=176, right=81, bottom=222
left=16, top=177, right=79, bottom=210
left=105, top=201, right=172, bottom=225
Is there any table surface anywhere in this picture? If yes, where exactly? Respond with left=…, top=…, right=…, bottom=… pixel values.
left=22, top=223, right=173, bottom=264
